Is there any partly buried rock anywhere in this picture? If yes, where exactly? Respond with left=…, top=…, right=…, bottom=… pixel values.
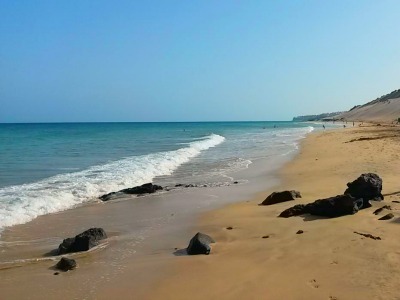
left=100, top=183, right=163, bottom=201
left=58, top=228, right=107, bottom=255
left=373, top=205, right=391, bottom=215
left=260, top=190, right=301, bottom=205
left=55, top=257, right=77, bottom=271
left=344, top=173, right=384, bottom=208
left=378, top=213, right=394, bottom=220
left=187, top=232, right=215, bottom=255
left=279, top=194, right=363, bottom=218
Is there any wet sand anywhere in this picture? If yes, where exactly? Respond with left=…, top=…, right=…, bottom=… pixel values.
left=0, top=143, right=289, bottom=299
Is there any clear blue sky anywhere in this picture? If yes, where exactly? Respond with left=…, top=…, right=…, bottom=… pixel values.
left=1, top=0, right=399, bottom=122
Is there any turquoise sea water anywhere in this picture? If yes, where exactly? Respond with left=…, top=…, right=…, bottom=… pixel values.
left=0, top=121, right=317, bottom=230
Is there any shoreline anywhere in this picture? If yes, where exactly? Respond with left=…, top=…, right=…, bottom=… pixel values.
left=2, top=123, right=399, bottom=299
left=144, top=124, right=400, bottom=300
left=0, top=130, right=300, bottom=299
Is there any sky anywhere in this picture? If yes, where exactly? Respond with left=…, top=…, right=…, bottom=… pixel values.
left=1, top=0, right=400, bottom=122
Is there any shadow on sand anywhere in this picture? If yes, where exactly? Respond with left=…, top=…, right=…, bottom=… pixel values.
left=173, top=248, right=188, bottom=256
left=298, top=214, right=329, bottom=222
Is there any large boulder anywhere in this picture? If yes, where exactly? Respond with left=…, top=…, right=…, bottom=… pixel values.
left=58, top=228, right=107, bottom=255
left=100, top=183, right=163, bottom=201
left=187, top=232, right=215, bottom=255
left=260, top=190, right=301, bottom=205
left=279, top=195, right=363, bottom=218
left=344, top=173, right=383, bottom=208
left=55, top=257, right=77, bottom=271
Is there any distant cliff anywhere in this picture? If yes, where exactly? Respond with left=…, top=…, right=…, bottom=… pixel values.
left=293, top=112, right=344, bottom=122
left=338, top=88, right=400, bottom=123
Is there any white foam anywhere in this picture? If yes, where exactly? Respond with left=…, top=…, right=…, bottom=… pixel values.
left=0, top=134, right=225, bottom=231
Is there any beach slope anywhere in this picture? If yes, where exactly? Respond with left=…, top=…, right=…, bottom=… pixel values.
left=146, top=125, right=400, bottom=300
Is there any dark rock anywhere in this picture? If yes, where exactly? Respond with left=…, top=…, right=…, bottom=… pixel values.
left=99, top=191, right=120, bottom=201
left=262, top=235, right=270, bottom=239
left=378, top=213, right=394, bottom=220
left=279, top=195, right=363, bottom=218
left=175, top=184, right=183, bottom=187
left=100, top=183, right=163, bottom=201
left=54, top=272, right=60, bottom=275
left=185, top=184, right=196, bottom=188
left=261, top=190, right=301, bottom=205
left=121, top=183, right=162, bottom=195
left=354, top=231, right=381, bottom=240
left=226, top=226, right=233, bottom=230
left=305, top=195, right=362, bottom=218
left=187, top=232, right=215, bottom=255
left=392, top=200, right=400, bottom=203
left=373, top=205, right=391, bottom=215
left=296, top=230, right=304, bottom=234
left=55, top=257, right=77, bottom=271
left=233, top=181, right=238, bottom=184
left=344, top=173, right=383, bottom=208
left=57, top=238, right=75, bottom=255
left=58, top=228, right=107, bottom=255
left=279, top=204, right=307, bottom=218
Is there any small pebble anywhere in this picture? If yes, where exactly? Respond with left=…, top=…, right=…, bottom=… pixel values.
left=262, top=235, right=270, bottom=239
left=226, top=226, right=233, bottom=230
left=296, top=230, right=304, bottom=234
left=54, top=272, right=59, bottom=275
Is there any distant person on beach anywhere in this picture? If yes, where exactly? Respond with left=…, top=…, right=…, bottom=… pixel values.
left=343, top=125, right=346, bottom=128
left=323, top=125, right=325, bottom=130
left=353, top=122, right=355, bottom=127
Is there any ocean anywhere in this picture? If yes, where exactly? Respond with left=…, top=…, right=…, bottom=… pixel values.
left=0, top=121, right=318, bottom=232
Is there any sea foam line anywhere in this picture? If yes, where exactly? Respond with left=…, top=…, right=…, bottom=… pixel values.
left=0, top=134, right=225, bottom=231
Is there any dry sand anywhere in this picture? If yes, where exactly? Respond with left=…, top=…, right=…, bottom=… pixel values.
left=145, top=124, right=400, bottom=300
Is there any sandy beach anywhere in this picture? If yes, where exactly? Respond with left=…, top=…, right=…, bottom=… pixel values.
left=1, top=124, right=400, bottom=299
left=144, top=124, right=400, bottom=300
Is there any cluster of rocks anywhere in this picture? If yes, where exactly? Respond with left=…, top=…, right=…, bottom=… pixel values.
left=53, top=227, right=107, bottom=273
left=53, top=181, right=227, bottom=274
left=52, top=173, right=393, bottom=274
left=276, top=173, right=384, bottom=218
left=99, top=181, right=241, bottom=201
left=53, top=227, right=216, bottom=274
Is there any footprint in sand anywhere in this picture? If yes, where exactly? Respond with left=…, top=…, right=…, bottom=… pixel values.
left=308, top=279, right=319, bottom=288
